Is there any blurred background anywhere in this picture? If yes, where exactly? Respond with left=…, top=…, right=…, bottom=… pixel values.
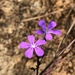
left=0, top=0, right=75, bottom=75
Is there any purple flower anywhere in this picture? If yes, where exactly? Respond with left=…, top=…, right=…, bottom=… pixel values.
left=36, top=20, right=62, bottom=40
left=20, top=35, right=46, bottom=58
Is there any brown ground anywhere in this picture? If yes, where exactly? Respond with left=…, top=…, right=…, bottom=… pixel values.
left=0, top=0, right=75, bottom=75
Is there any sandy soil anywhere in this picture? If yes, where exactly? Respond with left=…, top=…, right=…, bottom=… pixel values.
left=0, top=0, right=75, bottom=75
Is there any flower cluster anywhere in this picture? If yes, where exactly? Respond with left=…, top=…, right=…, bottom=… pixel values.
left=19, top=20, right=61, bottom=58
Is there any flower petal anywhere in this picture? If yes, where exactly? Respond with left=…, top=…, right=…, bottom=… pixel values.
left=20, top=42, right=30, bottom=49
left=35, top=47, right=44, bottom=56
left=28, top=35, right=35, bottom=44
left=36, top=30, right=44, bottom=35
left=48, top=21, right=57, bottom=29
left=25, top=48, right=34, bottom=58
left=45, top=33, right=53, bottom=40
left=38, top=20, right=46, bottom=31
left=50, top=30, right=62, bottom=36
left=36, top=39, right=46, bottom=46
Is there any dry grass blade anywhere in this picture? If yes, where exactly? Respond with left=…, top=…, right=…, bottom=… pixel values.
left=22, top=9, right=68, bottom=22
left=43, top=39, right=75, bottom=75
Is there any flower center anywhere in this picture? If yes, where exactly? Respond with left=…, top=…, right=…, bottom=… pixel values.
left=31, top=44, right=36, bottom=48
left=45, top=29, right=50, bottom=33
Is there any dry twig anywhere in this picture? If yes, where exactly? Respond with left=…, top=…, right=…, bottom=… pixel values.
left=22, top=9, right=68, bottom=22
left=43, top=39, right=75, bottom=75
